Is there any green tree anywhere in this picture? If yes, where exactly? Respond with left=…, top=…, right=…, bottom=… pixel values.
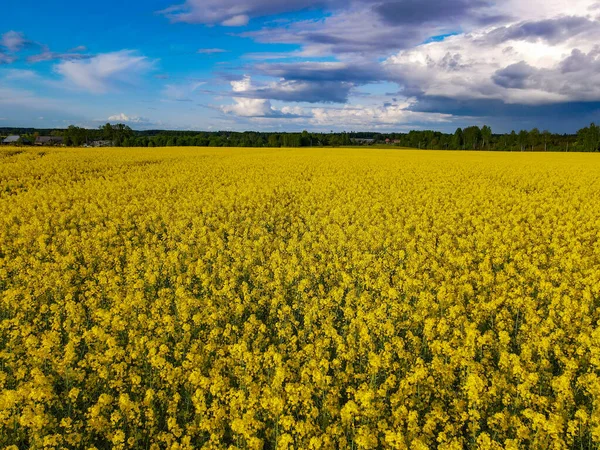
left=481, top=125, right=492, bottom=150
left=463, top=126, right=482, bottom=150
left=509, top=130, right=518, bottom=151
left=518, top=130, right=529, bottom=151
left=542, top=130, right=551, bottom=151
left=451, top=128, right=464, bottom=150
left=64, top=125, right=88, bottom=146
left=529, top=128, right=540, bottom=151
left=578, top=123, right=600, bottom=152
left=100, top=123, right=114, bottom=141
left=268, top=135, right=280, bottom=147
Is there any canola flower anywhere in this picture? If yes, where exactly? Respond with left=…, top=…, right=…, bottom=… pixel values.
left=1, top=146, right=600, bottom=449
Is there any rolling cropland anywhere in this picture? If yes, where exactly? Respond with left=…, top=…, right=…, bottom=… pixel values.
left=1, top=146, right=600, bottom=449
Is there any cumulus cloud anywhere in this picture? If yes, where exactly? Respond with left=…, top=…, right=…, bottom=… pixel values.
left=7, top=0, right=597, bottom=131
left=310, top=101, right=454, bottom=127
left=383, top=8, right=600, bottom=106
left=54, top=50, right=152, bottom=93
left=243, top=0, right=599, bottom=59
left=220, top=75, right=452, bottom=127
left=225, top=61, right=385, bottom=103
left=197, top=0, right=600, bottom=129
left=107, top=113, right=150, bottom=124
left=491, top=48, right=600, bottom=101
left=221, top=76, right=307, bottom=118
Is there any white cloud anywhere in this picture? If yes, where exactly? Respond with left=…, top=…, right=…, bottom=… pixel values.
left=107, top=113, right=149, bottom=123
left=384, top=12, right=600, bottom=104
left=310, top=101, right=454, bottom=127
left=222, top=96, right=276, bottom=117
left=220, top=75, right=451, bottom=126
left=222, top=15, right=250, bottom=26
left=221, top=76, right=306, bottom=117
left=54, top=50, right=152, bottom=93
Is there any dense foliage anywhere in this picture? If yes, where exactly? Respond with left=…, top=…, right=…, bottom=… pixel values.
left=3, top=123, right=600, bottom=151
left=1, top=146, right=600, bottom=449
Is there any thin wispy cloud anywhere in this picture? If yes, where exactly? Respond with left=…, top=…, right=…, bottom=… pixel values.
left=54, top=50, right=153, bottom=93
left=197, top=48, right=228, bottom=54
left=28, top=46, right=92, bottom=63
left=1, top=31, right=32, bottom=52
left=162, top=80, right=206, bottom=101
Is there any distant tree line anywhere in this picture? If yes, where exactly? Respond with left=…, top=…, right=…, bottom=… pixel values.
left=2, top=123, right=600, bottom=152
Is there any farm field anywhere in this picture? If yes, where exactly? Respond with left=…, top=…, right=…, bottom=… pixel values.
left=1, top=146, right=600, bottom=449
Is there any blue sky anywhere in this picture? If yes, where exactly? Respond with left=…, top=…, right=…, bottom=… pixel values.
left=1, top=0, right=599, bottom=132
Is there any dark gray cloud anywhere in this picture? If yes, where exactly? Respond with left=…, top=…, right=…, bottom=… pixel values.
left=160, top=0, right=506, bottom=28
left=492, top=61, right=539, bottom=89
left=242, top=60, right=390, bottom=103
left=233, top=80, right=354, bottom=103
left=490, top=48, right=600, bottom=99
left=560, top=46, right=600, bottom=72
left=483, top=16, right=600, bottom=45
left=255, top=61, right=384, bottom=83
left=373, top=0, right=501, bottom=26
left=408, top=95, right=600, bottom=130
left=161, top=0, right=511, bottom=57
left=241, top=0, right=509, bottom=55
left=244, top=18, right=424, bottom=55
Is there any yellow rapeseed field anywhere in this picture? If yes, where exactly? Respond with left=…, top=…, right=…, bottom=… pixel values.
left=1, top=146, right=600, bottom=449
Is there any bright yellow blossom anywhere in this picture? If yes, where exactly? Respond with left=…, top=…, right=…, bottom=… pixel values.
left=1, top=146, right=599, bottom=448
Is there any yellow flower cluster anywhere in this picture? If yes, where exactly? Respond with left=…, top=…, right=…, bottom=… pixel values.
left=1, top=146, right=600, bottom=449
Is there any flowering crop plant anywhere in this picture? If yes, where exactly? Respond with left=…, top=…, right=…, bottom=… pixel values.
left=1, top=146, right=600, bottom=449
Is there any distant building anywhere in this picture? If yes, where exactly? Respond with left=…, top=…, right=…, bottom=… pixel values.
left=35, top=136, right=64, bottom=146
left=2, top=135, right=31, bottom=145
left=351, top=138, right=375, bottom=145
left=89, top=140, right=114, bottom=147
